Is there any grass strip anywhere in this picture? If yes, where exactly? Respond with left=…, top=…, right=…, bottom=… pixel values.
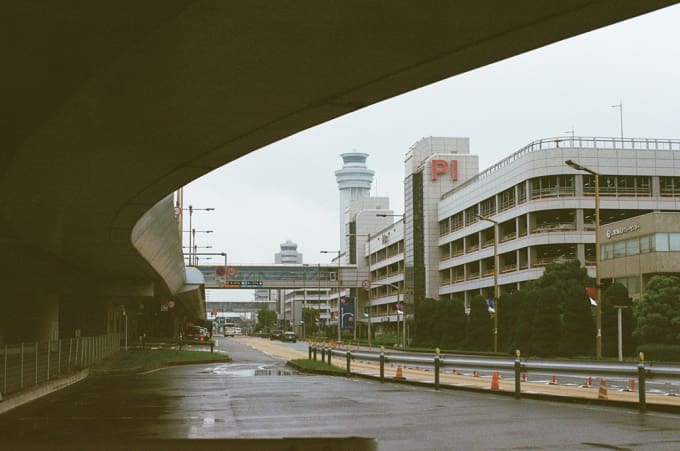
left=96, top=348, right=231, bottom=372
left=288, top=359, right=346, bottom=374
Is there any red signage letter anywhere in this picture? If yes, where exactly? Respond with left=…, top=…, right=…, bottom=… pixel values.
left=432, top=159, right=458, bottom=181
left=431, top=160, right=448, bottom=180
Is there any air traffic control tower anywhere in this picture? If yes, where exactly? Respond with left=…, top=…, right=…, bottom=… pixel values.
left=335, top=152, right=374, bottom=257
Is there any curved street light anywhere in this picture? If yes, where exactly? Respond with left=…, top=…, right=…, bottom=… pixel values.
left=566, top=159, right=602, bottom=359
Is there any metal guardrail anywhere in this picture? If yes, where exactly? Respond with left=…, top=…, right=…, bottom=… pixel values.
left=1, top=333, right=120, bottom=398
left=309, top=345, right=680, bottom=412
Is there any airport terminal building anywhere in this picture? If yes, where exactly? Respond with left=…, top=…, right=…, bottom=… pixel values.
left=347, top=136, right=680, bottom=340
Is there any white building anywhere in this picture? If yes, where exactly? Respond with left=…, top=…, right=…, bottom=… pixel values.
left=347, top=136, right=680, bottom=342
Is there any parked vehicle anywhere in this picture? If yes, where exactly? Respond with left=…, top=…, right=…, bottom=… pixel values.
left=282, top=331, right=297, bottom=343
left=270, top=330, right=283, bottom=340
left=224, top=322, right=237, bottom=337
left=185, top=325, right=208, bottom=341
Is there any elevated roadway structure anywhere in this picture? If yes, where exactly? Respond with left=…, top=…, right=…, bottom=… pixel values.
left=2, top=1, right=678, bottom=345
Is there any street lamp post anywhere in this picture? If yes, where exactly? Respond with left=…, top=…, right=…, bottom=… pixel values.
left=612, top=101, right=624, bottom=140
left=477, top=214, right=499, bottom=353
left=182, top=229, right=214, bottom=265
left=347, top=232, right=371, bottom=342
left=182, top=206, right=214, bottom=265
left=321, top=250, right=342, bottom=343
left=566, top=159, right=602, bottom=359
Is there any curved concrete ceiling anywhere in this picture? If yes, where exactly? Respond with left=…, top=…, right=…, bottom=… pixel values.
left=2, top=1, right=677, bottom=288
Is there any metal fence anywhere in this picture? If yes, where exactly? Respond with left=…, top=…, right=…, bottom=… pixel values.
left=1, top=333, right=120, bottom=398
left=309, top=344, right=680, bottom=412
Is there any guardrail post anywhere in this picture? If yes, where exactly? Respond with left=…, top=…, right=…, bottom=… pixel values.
left=321, top=345, right=325, bottom=362
left=313, top=344, right=317, bottom=361
left=434, top=348, right=440, bottom=390
left=308, top=344, right=312, bottom=360
left=327, top=345, right=331, bottom=365
left=514, top=349, right=521, bottom=399
left=346, top=350, right=351, bottom=376
left=379, top=346, right=385, bottom=384
left=210, top=341, right=214, bottom=353
left=638, top=352, right=646, bottom=413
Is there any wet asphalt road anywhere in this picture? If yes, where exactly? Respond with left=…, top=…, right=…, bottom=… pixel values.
left=1, top=338, right=680, bottom=450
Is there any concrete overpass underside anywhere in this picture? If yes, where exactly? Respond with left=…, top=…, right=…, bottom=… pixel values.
left=2, top=1, right=677, bottom=343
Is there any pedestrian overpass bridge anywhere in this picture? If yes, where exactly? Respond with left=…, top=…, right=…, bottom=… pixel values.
left=195, top=264, right=364, bottom=290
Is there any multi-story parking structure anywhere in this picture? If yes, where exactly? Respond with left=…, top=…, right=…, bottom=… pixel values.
left=437, top=136, right=680, bottom=305
left=364, top=219, right=405, bottom=336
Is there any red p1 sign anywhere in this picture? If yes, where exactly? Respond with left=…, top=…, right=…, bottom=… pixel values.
left=431, top=159, right=458, bottom=181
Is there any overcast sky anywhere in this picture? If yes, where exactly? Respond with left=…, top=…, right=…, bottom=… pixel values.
left=182, top=5, right=680, bottom=300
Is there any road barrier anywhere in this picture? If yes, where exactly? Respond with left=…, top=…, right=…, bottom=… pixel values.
left=308, top=345, right=680, bottom=412
left=1, top=333, right=120, bottom=399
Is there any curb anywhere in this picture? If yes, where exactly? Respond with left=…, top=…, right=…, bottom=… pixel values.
left=0, top=369, right=89, bottom=415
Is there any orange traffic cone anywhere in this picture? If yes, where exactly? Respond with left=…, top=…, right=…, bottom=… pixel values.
left=394, top=366, right=405, bottom=380
left=491, top=371, right=500, bottom=391
left=587, top=377, right=593, bottom=388
left=472, top=370, right=479, bottom=377
left=598, top=379, right=608, bottom=400
left=521, top=373, right=527, bottom=382
left=549, top=375, right=558, bottom=385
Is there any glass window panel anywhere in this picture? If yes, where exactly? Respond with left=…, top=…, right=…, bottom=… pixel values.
left=614, top=241, right=626, bottom=258
left=640, top=235, right=651, bottom=254
left=655, top=233, right=669, bottom=252
left=602, top=243, right=613, bottom=260
left=626, top=238, right=639, bottom=256
left=670, top=233, right=680, bottom=251
left=628, top=277, right=640, bottom=294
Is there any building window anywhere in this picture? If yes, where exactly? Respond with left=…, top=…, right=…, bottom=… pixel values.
left=465, top=205, right=478, bottom=226
left=439, top=218, right=450, bottom=236
left=670, top=233, right=680, bottom=251
left=480, top=196, right=496, bottom=217
left=499, top=187, right=515, bottom=211
left=614, top=241, right=626, bottom=258
left=655, top=233, right=669, bottom=252
left=517, top=182, right=527, bottom=204
left=660, top=176, right=680, bottom=196
left=451, top=212, right=463, bottom=231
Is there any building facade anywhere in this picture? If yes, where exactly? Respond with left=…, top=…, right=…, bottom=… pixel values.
left=347, top=136, right=680, bottom=343
left=600, top=211, right=680, bottom=299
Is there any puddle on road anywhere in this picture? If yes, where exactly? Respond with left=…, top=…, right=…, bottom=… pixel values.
left=209, top=363, right=294, bottom=377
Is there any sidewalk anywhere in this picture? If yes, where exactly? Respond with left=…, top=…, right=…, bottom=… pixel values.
left=235, top=337, right=680, bottom=412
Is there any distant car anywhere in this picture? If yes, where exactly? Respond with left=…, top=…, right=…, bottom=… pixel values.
left=282, top=331, right=297, bottom=343
left=270, top=330, right=283, bottom=340
left=234, top=327, right=242, bottom=335
left=185, top=326, right=208, bottom=341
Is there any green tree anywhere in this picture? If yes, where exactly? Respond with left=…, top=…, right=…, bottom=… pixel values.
left=634, top=275, right=680, bottom=344
left=558, top=280, right=595, bottom=356
left=510, top=288, right=537, bottom=355
left=439, top=298, right=466, bottom=348
left=466, top=295, right=491, bottom=350
left=302, top=308, right=319, bottom=336
left=531, top=287, right=562, bottom=356
left=414, top=298, right=439, bottom=346
left=498, top=291, right=520, bottom=353
left=257, top=307, right=277, bottom=332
